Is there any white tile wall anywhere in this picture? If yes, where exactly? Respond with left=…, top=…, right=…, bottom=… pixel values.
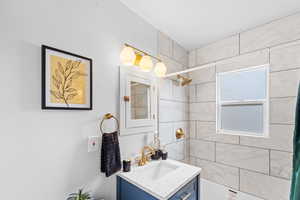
left=173, top=41, right=188, bottom=66
left=270, top=150, right=293, bottom=179
left=196, top=121, right=239, bottom=144
left=189, top=64, right=216, bottom=85
left=270, top=69, right=300, bottom=98
left=196, top=159, right=239, bottom=189
left=270, top=97, right=296, bottom=124
left=190, top=102, right=215, bottom=121
left=216, top=143, right=269, bottom=174
left=240, top=13, right=300, bottom=53
left=188, top=50, right=197, bottom=67
left=240, top=169, right=291, bottom=200
left=196, top=82, right=216, bottom=102
left=240, top=124, right=294, bottom=152
left=196, top=35, right=239, bottom=65
left=189, top=121, right=196, bottom=139
left=187, top=12, right=299, bottom=200
left=159, top=100, right=188, bottom=122
left=158, top=79, right=173, bottom=100
left=190, top=139, right=215, bottom=161
left=216, top=49, right=269, bottom=73
left=159, top=123, right=174, bottom=145
left=270, top=39, right=300, bottom=72
left=158, top=32, right=172, bottom=57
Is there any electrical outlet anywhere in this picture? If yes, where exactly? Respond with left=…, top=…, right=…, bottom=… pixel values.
left=88, top=136, right=100, bottom=152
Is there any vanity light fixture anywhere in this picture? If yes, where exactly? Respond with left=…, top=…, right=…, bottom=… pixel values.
left=120, top=46, right=136, bottom=66
left=139, top=55, right=153, bottom=72
left=154, top=62, right=167, bottom=77
left=120, top=43, right=167, bottom=77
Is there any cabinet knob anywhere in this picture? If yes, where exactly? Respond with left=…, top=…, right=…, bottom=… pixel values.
left=124, top=96, right=130, bottom=102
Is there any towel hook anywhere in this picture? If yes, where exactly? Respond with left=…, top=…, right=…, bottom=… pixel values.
left=99, top=113, right=119, bottom=134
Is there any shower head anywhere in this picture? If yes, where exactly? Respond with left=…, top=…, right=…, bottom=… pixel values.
left=177, top=75, right=192, bottom=86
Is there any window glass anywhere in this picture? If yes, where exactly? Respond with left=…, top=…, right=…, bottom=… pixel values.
left=219, top=68, right=267, bottom=101
left=221, top=104, right=264, bottom=134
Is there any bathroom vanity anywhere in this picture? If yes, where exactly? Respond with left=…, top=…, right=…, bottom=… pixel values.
left=117, top=160, right=201, bottom=200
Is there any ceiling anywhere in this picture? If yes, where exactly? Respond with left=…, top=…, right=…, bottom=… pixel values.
left=120, top=0, right=300, bottom=50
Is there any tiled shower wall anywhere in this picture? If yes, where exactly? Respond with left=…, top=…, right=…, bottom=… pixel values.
left=157, top=32, right=190, bottom=161
left=188, top=13, right=300, bottom=200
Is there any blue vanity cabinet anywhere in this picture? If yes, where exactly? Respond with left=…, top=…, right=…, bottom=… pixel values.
left=117, top=175, right=199, bottom=200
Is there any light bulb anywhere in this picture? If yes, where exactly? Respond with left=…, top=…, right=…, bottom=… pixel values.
left=154, top=62, right=167, bottom=77
left=139, top=55, right=153, bottom=72
left=120, top=46, right=136, bottom=66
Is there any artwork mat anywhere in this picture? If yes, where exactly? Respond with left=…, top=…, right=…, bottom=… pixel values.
left=42, top=45, right=93, bottom=110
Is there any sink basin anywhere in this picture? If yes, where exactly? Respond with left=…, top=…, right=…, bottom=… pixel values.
left=133, top=160, right=179, bottom=182
left=118, top=159, right=202, bottom=200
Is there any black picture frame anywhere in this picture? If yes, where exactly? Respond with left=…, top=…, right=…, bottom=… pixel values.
left=41, top=45, right=93, bottom=110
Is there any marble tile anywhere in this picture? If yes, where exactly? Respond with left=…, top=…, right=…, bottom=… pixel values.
left=189, top=64, right=216, bottom=84
left=270, top=97, right=296, bottom=124
left=196, top=159, right=239, bottom=189
left=270, top=150, right=293, bottom=179
left=240, top=169, right=291, bottom=200
left=240, top=13, right=300, bottom=53
left=189, top=121, right=196, bottom=139
left=189, top=156, right=197, bottom=166
left=159, top=79, right=173, bottom=100
left=270, top=69, right=300, bottom=98
left=196, top=82, right=216, bottom=102
left=173, top=41, right=188, bottom=66
left=188, top=50, right=197, bottom=67
left=159, top=100, right=188, bottom=122
left=159, top=123, right=174, bottom=145
left=196, top=35, right=239, bottom=65
left=172, top=82, right=188, bottom=102
left=166, top=140, right=185, bottom=160
left=196, top=121, right=239, bottom=144
left=188, top=85, right=196, bottom=102
left=190, top=139, right=215, bottom=161
left=240, top=124, right=294, bottom=152
left=216, top=49, right=269, bottom=73
left=270, top=40, right=300, bottom=72
left=216, top=143, right=269, bottom=174
left=190, top=102, right=216, bottom=121
left=158, top=31, right=172, bottom=57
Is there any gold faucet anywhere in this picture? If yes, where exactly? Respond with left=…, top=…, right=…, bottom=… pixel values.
left=137, top=145, right=156, bottom=166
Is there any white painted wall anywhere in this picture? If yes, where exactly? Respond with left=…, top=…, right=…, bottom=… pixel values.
left=0, top=0, right=159, bottom=199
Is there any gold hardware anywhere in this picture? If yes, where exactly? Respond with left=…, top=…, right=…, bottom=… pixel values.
left=176, top=128, right=185, bottom=139
left=125, top=43, right=162, bottom=63
left=99, top=113, right=119, bottom=134
left=177, top=75, right=192, bottom=86
left=137, top=145, right=156, bottom=166
left=124, top=96, right=130, bottom=102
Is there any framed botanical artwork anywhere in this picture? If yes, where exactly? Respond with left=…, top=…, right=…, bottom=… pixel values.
left=41, top=45, right=92, bottom=110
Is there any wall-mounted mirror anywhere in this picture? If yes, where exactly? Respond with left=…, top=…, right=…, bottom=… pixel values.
left=119, top=66, right=157, bottom=135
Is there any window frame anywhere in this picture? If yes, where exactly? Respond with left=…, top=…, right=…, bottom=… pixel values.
left=216, top=64, right=269, bottom=138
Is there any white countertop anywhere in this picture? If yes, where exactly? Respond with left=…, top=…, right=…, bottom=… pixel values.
left=118, top=159, right=202, bottom=200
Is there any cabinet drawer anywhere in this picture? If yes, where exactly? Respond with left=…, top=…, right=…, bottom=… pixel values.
left=169, top=176, right=198, bottom=200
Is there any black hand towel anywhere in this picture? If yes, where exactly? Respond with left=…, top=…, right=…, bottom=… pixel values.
left=101, top=131, right=121, bottom=177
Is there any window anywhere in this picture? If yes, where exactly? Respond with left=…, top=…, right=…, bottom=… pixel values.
left=216, top=65, right=269, bottom=137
